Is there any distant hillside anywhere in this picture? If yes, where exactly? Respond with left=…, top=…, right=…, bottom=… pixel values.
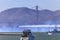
left=0, top=7, right=60, bottom=26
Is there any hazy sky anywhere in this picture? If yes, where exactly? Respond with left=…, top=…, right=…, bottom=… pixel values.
left=0, top=0, right=60, bottom=12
